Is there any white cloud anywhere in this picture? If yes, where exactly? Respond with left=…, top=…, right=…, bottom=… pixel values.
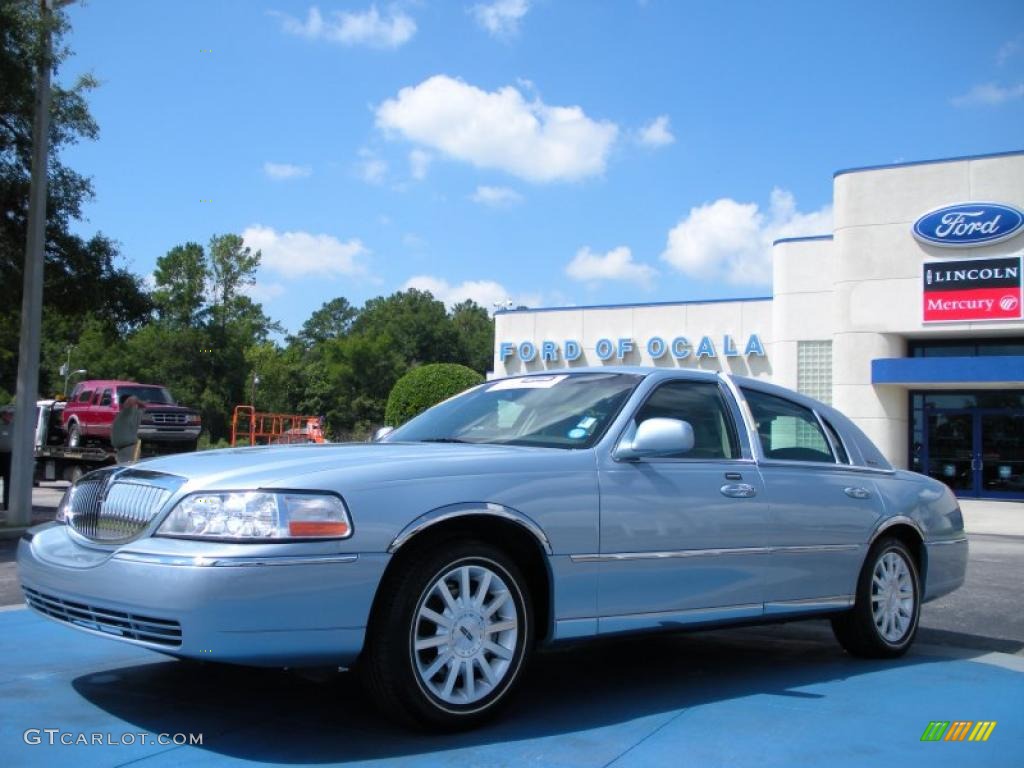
left=950, top=82, right=1024, bottom=107
left=997, top=37, right=1021, bottom=66
left=565, top=246, right=657, bottom=287
left=660, top=188, right=832, bottom=285
left=402, top=275, right=538, bottom=311
left=471, top=0, right=530, bottom=37
left=242, top=225, right=370, bottom=279
left=471, top=185, right=524, bottom=207
left=356, top=148, right=388, bottom=184
left=263, top=161, right=312, bottom=180
left=375, top=75, right=618, bottom=183
left=241, top=281, right=286, bottom=302
left=637, top=115, right=675, bottom=148
left=408, top=149, right=432, bottom=180
left=276, top=5, right=416, bottom=49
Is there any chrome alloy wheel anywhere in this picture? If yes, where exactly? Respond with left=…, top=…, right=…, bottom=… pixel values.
left=870, top=550, right=915, bottom=643
left=411, top=562, right=519, bottom=707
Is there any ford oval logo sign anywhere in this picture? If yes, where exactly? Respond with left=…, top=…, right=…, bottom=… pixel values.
left=913, top=202, right=1024, bottom=248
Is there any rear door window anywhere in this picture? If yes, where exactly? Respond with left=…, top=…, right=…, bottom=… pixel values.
left=742, top=388, right=835, bottom=463
left=99, top=389, right=113, bottom=407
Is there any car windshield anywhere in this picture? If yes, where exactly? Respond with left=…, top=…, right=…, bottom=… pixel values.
left=386, top=372, right=643, bottom=449
left=117, top=386, right=175, bottom=405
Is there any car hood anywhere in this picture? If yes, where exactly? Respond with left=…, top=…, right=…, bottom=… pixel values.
left=131, top=441, right=586, bottom=492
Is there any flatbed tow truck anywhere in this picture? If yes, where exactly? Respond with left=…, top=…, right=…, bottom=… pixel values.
left=32, top=400, right=189, bottom=483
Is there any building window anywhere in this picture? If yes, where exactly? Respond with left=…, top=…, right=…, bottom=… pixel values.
left=908, top=337, right=1024, bottom=357
left=797, top=340, right=833, bottom=405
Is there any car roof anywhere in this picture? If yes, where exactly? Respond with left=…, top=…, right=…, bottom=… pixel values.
left=497, top=366, right=722, bottom=380
left=74, top=380, right=164, bottom=388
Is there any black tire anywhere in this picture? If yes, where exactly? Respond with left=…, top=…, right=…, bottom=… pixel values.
left=66, top=420, right=82, bottom=449
left=68, top=464, right=84, bottom=485
left=832, top=537, right=921, bottom=658
left=361, top=539, right=533, bottom=730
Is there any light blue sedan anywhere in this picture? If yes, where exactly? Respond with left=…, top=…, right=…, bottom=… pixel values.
left=18, top=369, right=967, bottom=729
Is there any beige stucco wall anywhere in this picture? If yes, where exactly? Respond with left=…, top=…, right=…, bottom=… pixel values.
left=493, top=299, right=773, bottom=379
left=832, top=153, right=1024, bottom=467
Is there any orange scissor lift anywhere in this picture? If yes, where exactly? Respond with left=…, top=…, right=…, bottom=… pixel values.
left=230, top=405, right=326, bottom=447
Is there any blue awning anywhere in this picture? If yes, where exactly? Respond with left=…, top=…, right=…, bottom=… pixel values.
left=872, top=356, right=1024, bottom=385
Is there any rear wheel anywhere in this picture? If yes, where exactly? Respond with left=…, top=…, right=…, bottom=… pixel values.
left=362, top=540, right=533, bottom=730
left=832, top=537, right=920, bottom=658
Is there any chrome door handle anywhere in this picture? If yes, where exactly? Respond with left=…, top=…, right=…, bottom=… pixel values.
left=844, top=486, right=871, bottom=500
left=720, top=483, right=756, bottom=498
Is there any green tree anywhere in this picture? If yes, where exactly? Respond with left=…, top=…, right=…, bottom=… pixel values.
left=0, top=1, right=149, bottom=394
left=385, top=363, right=484, bottom=426
left=152, top=242, right=207, bottom=327
left=291, top=297, right=358, bottom=349
left=352, top=289, right=460, bottom=367
left=450, top=300, right=494, bottom=374
left=208, top=233, right=259, bottom=329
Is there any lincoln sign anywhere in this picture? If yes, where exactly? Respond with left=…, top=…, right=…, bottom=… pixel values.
left=923, top=256, right=1023, bottom=323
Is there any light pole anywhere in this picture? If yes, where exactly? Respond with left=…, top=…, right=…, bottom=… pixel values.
left=251, top=375, right=260, bottom=408
left=63, top=370, right=86, bottom=397
left=9, top=0, right=72, bottom=528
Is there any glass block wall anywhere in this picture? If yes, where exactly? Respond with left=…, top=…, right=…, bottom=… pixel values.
left=797, top=340, right=833, bottom=405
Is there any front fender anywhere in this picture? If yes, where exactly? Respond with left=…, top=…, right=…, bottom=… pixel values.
left=387, top=502, right=552, bottom=555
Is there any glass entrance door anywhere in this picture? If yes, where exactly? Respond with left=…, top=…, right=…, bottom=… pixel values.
left=919, top=407, right=1024, bottom=500
left=923, top=410, right=975, bottom=495
left=980, top=412, right=1024, bottom=498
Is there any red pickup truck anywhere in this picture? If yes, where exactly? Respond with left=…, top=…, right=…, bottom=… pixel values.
left=63, top=380, right=201, bottom=451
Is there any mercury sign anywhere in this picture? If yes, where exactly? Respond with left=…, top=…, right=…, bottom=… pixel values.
left=499, top=334, right=766, bottom=363
left=923, top=256, right=1023, bottom=323
left=913, top=202, right=1024, bottom=248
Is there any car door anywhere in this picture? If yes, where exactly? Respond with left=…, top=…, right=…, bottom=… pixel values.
left=740, top=387, right=884, bottom=612
left=96, top=388, right=115, bottom=437
left=74, top=388, right=94, bottom=435
left=596, top=377, right=769, bottom=633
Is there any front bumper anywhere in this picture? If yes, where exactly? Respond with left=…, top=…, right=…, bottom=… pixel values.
left=17, top=524, right=389, bottom=666
left=137, top=425, right=201, bottom=442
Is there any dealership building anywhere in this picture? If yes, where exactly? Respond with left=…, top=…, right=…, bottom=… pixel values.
left=493, top=150, right=1024, bottom=500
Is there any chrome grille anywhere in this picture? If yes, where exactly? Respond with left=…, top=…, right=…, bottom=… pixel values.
left=23, top=587, right=182, bottom=647
left=67, top=469, right=178, bottom=543
left=151, top=412, right=187, bottom=425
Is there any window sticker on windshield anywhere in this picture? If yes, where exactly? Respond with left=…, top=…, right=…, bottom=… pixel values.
left=488, top=375, right=568, bottom=392
left=577, top=416, right=597, bottom=430
left=567, top=428, right=587, bottom=439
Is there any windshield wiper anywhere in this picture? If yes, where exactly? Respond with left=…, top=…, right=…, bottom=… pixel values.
left=419, top=437, right=471, bottom=444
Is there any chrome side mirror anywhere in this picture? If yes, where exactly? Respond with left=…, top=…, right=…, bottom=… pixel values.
left=372, top=426, right=395, bottom=442
left=616, top=418, right=695, bottom=460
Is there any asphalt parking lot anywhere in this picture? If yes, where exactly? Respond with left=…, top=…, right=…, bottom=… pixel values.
left=1, top=486, right=1022, bottom=766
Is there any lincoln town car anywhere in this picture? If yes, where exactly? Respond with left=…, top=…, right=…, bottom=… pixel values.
left=17, top=369, right=968, bottom=729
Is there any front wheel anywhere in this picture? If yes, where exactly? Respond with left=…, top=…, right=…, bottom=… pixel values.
left=362, top=540, right=533, bottom=730
left=832, top=537, right=921, bottom=658
left=66, top=421, right=82, bottom=449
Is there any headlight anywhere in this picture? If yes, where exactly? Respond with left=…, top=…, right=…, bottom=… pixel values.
left=156, top=491, right=352, bottom=540
left=55, top=489, right=71, bottom=524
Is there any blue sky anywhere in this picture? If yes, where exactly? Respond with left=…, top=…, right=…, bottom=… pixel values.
left=61, top=0, right=1024, bottom=334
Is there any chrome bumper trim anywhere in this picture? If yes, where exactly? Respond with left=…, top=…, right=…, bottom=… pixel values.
left=927, top=536, right=968, bottom=546
left=112, top=552, right=359, bottom=567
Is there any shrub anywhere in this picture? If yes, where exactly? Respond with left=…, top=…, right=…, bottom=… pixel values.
left=385, top=363, right=484, bottom=426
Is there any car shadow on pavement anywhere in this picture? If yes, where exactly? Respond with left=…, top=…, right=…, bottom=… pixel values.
left=69, top=621, right=954, bottom=764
